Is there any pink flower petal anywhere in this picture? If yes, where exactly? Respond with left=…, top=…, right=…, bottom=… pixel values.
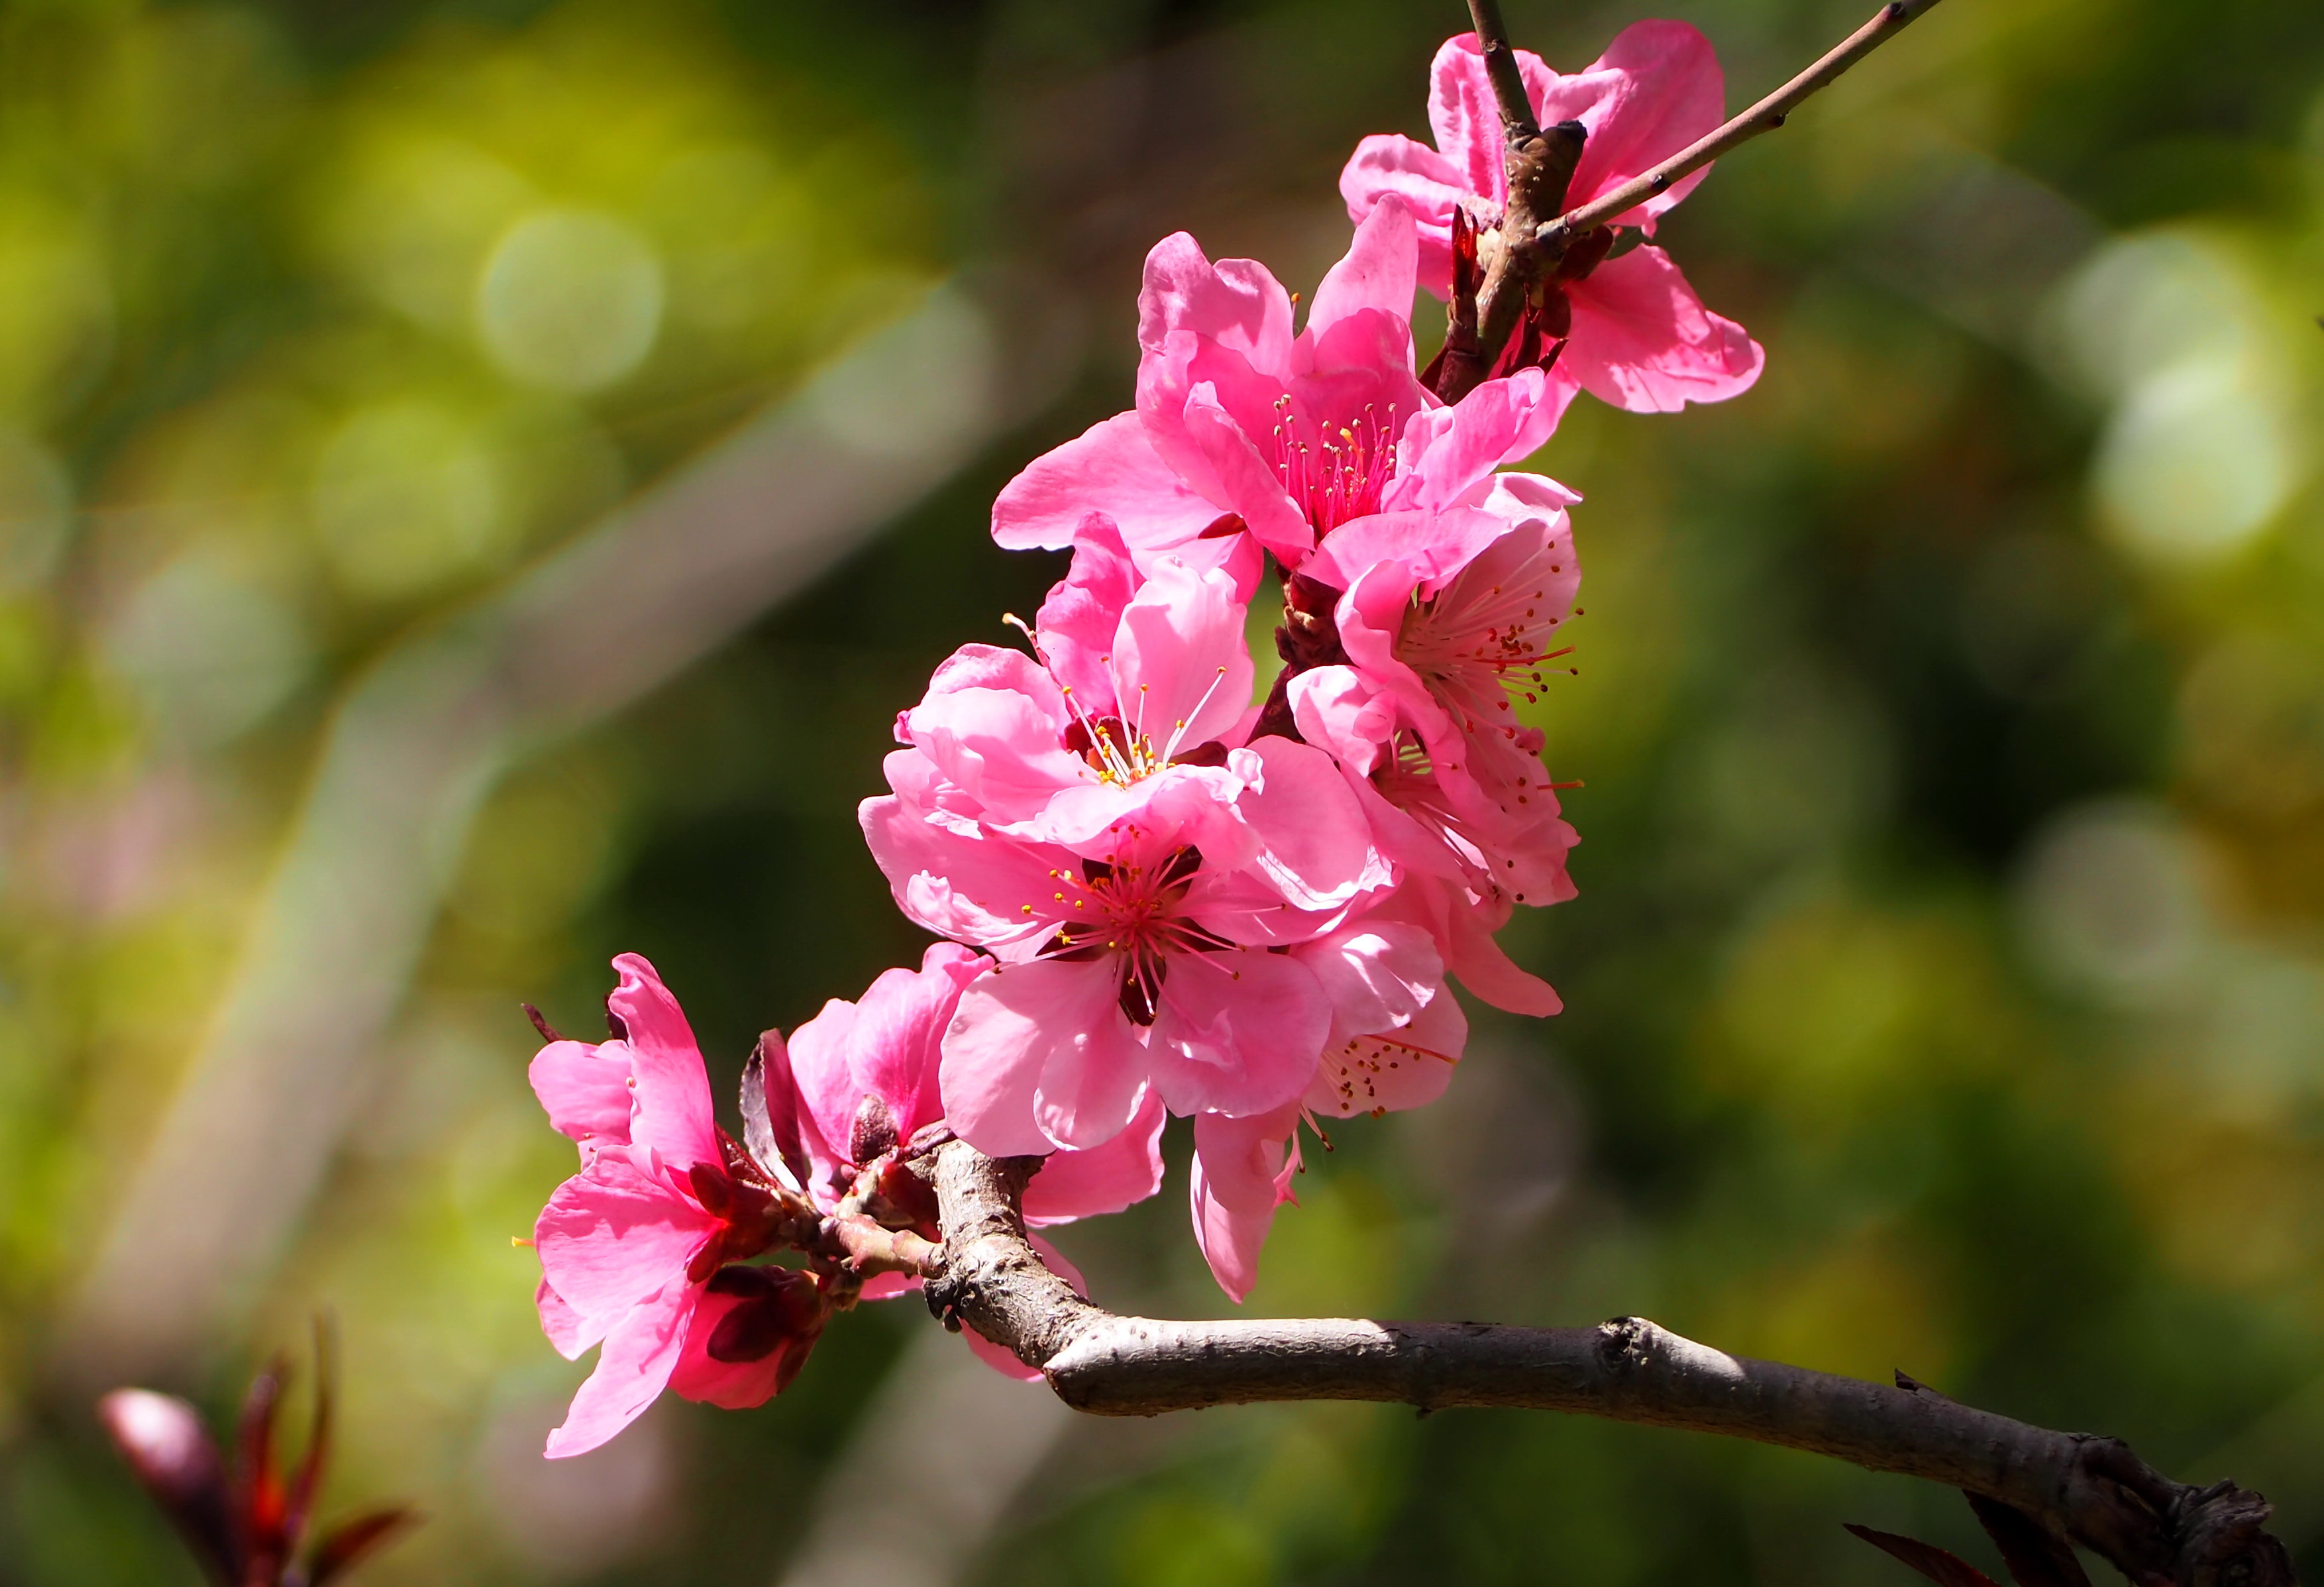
left=1561, top=245, right=1764, bottom=413
left=1307, top=195, right=1420, bottom=340
left=1137, top=235, right=1296, bottom=376
left=1542, top=20, right=1724, bottom=229
left=607, top=955, right=720, bottom=1174
left=1306, top=985, right=1466, bottom=1119
left=1024, top=1089, right=1167, bottom=1225
left=535, top=1150, right=719, bottom=1325
left=529, top=1038, right=631, bottom=1154
left=1189, top=1103, right=1302, bottom=1303
left=941, top=958, right=1141, bottom=1158
left=991, top=413, right=1221, bottom=553
left=1109, top=557, right=1254, bottom=760
left=1338, top=134, right=1465, bottom=297
left=1035, top=519, right=1142, bottom=716
left=1146, top=948, right=1328, bottom=1118
left=543, top=1280, right=694, bottom=1458
left=847, top=942, right=989, bottom=1143
left=780, top=995, right=863, bottom=1184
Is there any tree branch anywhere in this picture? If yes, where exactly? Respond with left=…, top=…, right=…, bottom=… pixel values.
left=918, top=1140, right=2298, bottom=1587
left=1538, top=0, right=1945, bottom=256
left=1463, top=0, right=1541, bottom=138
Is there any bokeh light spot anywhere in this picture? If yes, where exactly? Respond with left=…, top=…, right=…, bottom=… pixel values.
left=475, top=208, right=664, bottom=392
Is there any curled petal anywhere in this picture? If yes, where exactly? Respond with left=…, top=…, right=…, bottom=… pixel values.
left=543, top=1282, right=696, bottom=1458
left=1190, top=1103, right=1303, bottom=1303
left=941, top=958, right=1143, bottom=1158
left=992, top=413, right=1221, bottom=553
left=1542, top=20, right=1725, bottom=229
left=1147, top=948, right=1328, bottom=1119
left=1307, top=195, right=1420, bottom=340
left=1561, top=245, right=1764, bottom=413
left=1338, top=133, right=1465, bottom=297
left=1024, top=1089, right=1168, bottom=1225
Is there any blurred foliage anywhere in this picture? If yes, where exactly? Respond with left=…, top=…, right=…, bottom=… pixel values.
left=1, top=0, right=2322, bottom=1583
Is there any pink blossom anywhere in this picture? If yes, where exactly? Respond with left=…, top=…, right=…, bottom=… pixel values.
left=991, top=198, right=1563, bottom=573
left=895, top=545, right=1257, bottom=846
left=1341, top=25, right=1763, bottom=417
left=1190, top=918, right=1469, bottom=1299
left=531, top=954, right=804, bottom=1457
left=1285, top=475, right=1581, bottom=999
left=865, top=733, right=1389, bottom=1155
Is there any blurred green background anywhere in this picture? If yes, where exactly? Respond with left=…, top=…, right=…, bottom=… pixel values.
left=1, top=0, right=2321, bottom=1582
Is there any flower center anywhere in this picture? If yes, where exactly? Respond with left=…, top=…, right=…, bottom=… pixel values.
left=1271, top=396, right=1399, bottom=536
left=1394, top=573, right=1571, bottom=734
left=1037, top=846, right=1234, bottom=1024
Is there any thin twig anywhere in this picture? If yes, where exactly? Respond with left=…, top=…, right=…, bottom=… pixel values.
left=1536, top=0, right=1946, bottom=253
left=1464, top=0, right=1540, bottom=139
left=916, top=1140, right=2298, bottom=1587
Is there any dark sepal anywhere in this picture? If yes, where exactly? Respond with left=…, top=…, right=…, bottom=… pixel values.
left=301, top=1507, right=417, bottom=1585
left=751, top=1028, right=816, bottom=1192
left=521, top=1003, right=563, bottom=1044
left=1965, top=1494, right=2094, bottom=1587
left=96, top=1390, right=241, bottom=1585
left=282, top=1318, right=337, bottom=1560
left=739, top=1046, right=778, bottom=1181
left=1845, top=1523, right=2003, bottom=1587
left=235, top=1355, right=292, bottom=1580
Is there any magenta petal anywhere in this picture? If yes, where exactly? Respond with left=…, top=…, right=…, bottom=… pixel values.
left=1190, top=1103, right=1302, bottom=1303
left=1287, top=665, right=1397, bottom=776
left=537, top=1276, right=594, bottom=1360
left=529, top=1038, right=632, bottom=1153
left=1024, top=1089, right=1167, bottom=1224
left=1306, top=508, right=1514, bottom=594
left=543, top=1281, right=694, bottom=1458
left=1339, top=134, right=1465, bottom=298
left=1388, top=372, right=1571, bottom=512
left=1147, top=948, right=1328, bottom=1118
left=1546, top=20, right=1724, bottom=227
left=1109, top=557, right=1254, bottom=758
left=606, top=955, right=720, bottom=1174
left=848, top=942, right=988, bottom=1142
left=1307, top=195, right=1420, bottom=340
left=1223, top=736, right=1394, bottom=918
left=1035, top=519, right=1141, bottom=714
left=781, top=996, right=863, bottom=1180
left=535, top=1151, right=717, bottom=1323
left=992, top=413, right=1220, bottom=553
left=1137, top=234, right=1294, bottom=374
left=1306, top=985, right=1466, bottom=1119
left=1562, top=245, right=1764, bottom=413
left=942, top=958, right=1132, bottom=1158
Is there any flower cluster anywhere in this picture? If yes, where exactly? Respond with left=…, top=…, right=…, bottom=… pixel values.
left=526, top=19, right=1758, bottom=1452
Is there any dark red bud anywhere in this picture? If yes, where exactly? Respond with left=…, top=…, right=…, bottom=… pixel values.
left=704, top=1266, right=827, bottom=1366
left=97, top=1390, right=240, bottom=1584
left=848, top=1094, right=898, bottom=1166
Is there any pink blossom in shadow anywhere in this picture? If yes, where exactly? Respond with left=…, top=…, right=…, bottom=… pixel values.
left=1341, top=24, right=1763, bottom=417
left=991, top=198, right=1564, bottom=573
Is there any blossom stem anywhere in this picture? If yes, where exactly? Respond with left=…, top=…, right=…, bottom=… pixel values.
left=1534, top=0, right=1947, bottom=256
left=918, top=1139, right=2296, bottom=1587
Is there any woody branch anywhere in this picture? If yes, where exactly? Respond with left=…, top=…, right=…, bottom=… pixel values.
left=915, top=1140, right=2298, bottom=1587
